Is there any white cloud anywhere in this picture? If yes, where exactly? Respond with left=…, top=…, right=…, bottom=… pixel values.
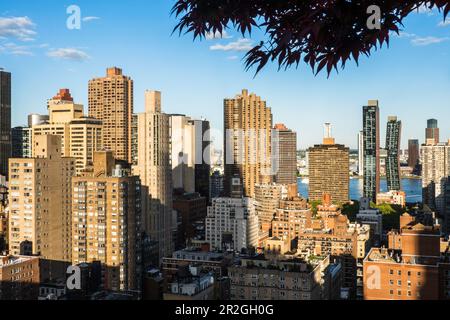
left=82, top=16, right=100, bottom=22
left=411, top=36, right=449, bottom=46
left=438, top=20, right=450, bottom=27
left=210, top=38, right=253, bottom=52
left=0, top=42, right=34, bottom=56
left=227, top=55, right=239, bottom=60
left=0, top=16, right=36, bottom=41
left=47, top=48, right=90, bottom=61
left=393, top=32, right=416, bottom=38
left=205, top=30, right=232, bottom=40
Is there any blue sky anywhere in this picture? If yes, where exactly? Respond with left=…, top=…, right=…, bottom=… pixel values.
left=1, top=0, right=450, bottom=150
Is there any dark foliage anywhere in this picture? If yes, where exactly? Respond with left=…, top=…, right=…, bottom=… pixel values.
left=172, top=0, right=450, bottom=75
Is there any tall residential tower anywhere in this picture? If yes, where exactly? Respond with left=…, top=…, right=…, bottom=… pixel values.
left=0, top=69, right=11, bottom=178
left=224, top=89, right=273, bottom=198
left=363, top=101, right=380, bottom=202
left=426, top=119, right=439, bottom=145
left=89, top=67, right=133, bottom=163
left=308, top=123, right=349, bottom=204
left=273, top=123, right=297, bottom=185
left=385, top=116, right=402, bottom=191
left=134, top=91, right=174, bottom=260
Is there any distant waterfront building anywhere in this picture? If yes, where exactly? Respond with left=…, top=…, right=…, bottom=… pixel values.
left=32, top=89, right=102, bottom=174
left=385, top=116, right=402, bottom=191
left=408, top=139, right=420, bottom=169
left=72, top=151, right=142, bottom=292
left=8, top=135, right=75, bottom=277
left=358, top=131, right=364, bottom=176
left=426, top=119, right=439, bottom=145
left=11, top=126, right=32, bottom=158
left=224, top=89, right=273, bottom=198
left=376, top=190, right=406, bottom=207
left=421, top=142, right=450, bottom=214
left=0, top=69, right=11, bottom=178
left=363, top=101, right=380, bottom=202
left=308, top=123, right=349, bottom=204
left=273, top=123, right=297, bottom=185
left=89, top=67, right=133, bottom=163
left=134, top=90, right=174, bottom=260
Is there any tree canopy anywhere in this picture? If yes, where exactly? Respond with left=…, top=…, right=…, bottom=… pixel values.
left=172, top=0, right=450, bottom=75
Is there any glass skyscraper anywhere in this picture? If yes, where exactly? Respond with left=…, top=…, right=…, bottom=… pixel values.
left=386, top=116, right=402, bottom=191
left=363, top=101, right=380, bottom=202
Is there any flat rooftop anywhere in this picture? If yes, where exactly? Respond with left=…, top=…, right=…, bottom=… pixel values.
left=0, top=255, right=37, bottom=267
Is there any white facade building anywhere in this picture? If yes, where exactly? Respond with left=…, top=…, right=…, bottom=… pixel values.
left=205, top=197, right=258, bottom=252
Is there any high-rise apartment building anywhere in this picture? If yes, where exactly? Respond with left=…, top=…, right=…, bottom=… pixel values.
left=408, top=139, right=420, bottom=169
left=421, top=143, right=450, bottom=214
left=170, top=114, right=211, bottom=198
left=205, top=197, right=258, bottom=252
left=88, top=67, right=133, bottom=163
left=8, top=135, right=75, bottom=270
left=386, top=116, right=402, bottom=191
left=229, top=254, right=342, bottom=300
left=224, top=89, right=273, bottom=198
left=273, top=124, right=297, bottom=185
left=32, top=89, right=102, bottom=174
left=358, top=131, right=364, bottom=176
left=0, top=69, right=11, bottom=178
left=72, top=151, right=142, bottom=291
left=363, top=101, right=380, bottom=202
left=271, top=196, right=311, bottom=241
left=254, top=183, right=284, bottom=232
left=12, top=126, right=32, bottom=158
left=363, top=213, right=450, bottom=300
left=308, top=123, right=349, bottom=204
left=134, top=90, right=174, bottom=260
left=426, top=119, right=439, bottom=145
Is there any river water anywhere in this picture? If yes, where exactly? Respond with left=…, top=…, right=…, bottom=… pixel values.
left=297, top=177, right=422, bottom=203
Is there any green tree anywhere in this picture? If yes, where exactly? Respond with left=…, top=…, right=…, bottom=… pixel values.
left=341, top=201, right=360, bottom=222
left=371, top=202, right=404, bottom=230
left=172, top=1, right=450, bottom=75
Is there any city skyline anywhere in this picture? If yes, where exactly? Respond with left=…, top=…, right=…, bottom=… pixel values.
left=0, top=1, right=449, bottom=150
